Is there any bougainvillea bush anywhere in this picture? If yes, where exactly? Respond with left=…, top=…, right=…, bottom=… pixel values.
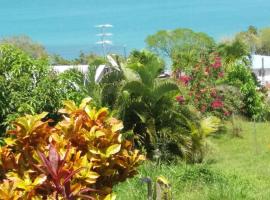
left=175, top=53, right=234, bottom=119
left=0, top=98, right=144, bottom=199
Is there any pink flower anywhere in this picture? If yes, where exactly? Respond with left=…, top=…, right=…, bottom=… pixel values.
left=218, top=71, right=224, bottom=78
left=212, top=57, right=222, bottom=69
left=176, top=95, right=185, bottom=104
left=224, top=110, right=231, bottom=116
left=179, top=75, right=191, bottom=85
left=211, top=99, right=223, bottom=109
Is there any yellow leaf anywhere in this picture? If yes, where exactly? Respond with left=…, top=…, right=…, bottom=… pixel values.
left=88, top=171, right=100, bottom=179
left=94, top=107, right=108, bottom=121
left=106, top=144, right=121, bottom=157
left=95, top=130, right=105, bottom=138
left=36, top=112, right=49, bottom=121
left=89, top=148, right=100, bottom=155
left=156, top=176, right=170, bottom=186
left=4, top=138, right=16, bottom=146
left=104, top=193, right=117, bottom=200
left=85, top=105, right=96, bottom=120
left=59, top=100, right=78, bottom=113
left=200, top=116, right=221, bottom=136
left=117, top=134, right=122, bottom=143
left=33, top=174, right=47, bottom=186
left=111, top=121, right=124, bottom=132
left=79, top=97, right=92, bottom=109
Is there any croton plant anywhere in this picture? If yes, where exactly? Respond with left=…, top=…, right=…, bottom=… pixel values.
left=0, top=98, right=144, bottom=199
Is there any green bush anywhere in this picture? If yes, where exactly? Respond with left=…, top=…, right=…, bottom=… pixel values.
left=0, top=44, right=62, bottom=132
left=226, top=64, right=265, bottom=120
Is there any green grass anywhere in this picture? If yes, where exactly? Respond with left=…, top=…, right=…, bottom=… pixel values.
left=114, top=120, right=270, bottom=199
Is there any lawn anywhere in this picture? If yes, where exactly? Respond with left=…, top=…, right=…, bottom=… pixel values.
left=114, top=120, right=270, bottom=199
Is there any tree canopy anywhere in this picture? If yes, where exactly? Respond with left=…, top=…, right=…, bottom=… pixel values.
left=0, top=35, right=48, bottom=59
left=145, top=28, right=215, bottom=72
left=145, top=28, right=215, bottom=58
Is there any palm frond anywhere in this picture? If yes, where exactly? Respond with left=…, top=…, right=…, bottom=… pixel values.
left=200, top=116, right=221, bottom=136
left=152, top=80, right=179, bottom=102
left=122, top=80, right=149, bottom=97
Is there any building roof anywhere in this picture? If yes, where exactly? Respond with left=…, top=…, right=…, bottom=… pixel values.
left=52, top=65, right=89, bottom=73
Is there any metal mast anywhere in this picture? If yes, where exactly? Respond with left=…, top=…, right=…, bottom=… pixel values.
left=95, top=24, right=113, bottom=57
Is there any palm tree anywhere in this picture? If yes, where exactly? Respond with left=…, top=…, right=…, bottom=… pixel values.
left=115, top=51, right=179, bottom=154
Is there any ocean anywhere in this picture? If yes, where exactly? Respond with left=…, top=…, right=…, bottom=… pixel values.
left=0, top=0, right=270, bottom=58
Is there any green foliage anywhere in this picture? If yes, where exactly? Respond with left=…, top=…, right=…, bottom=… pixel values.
left=146, top=28, right=215, bottom=71
left=50, top=52, right=106, bottom=66
left=226, top=64, right=265, bottom=120
left=0, top=44, right=62, bottom=132
left=114, top=162, right=255, bottom=200
left=58, top=68, right=88, bottom=103
left=128, top=50, right=165, bottom=72
left=235, top=25, right=260, bottom=54
left=257, top=27, right=270, bottom=55
left=232, top=25, right=270, bottom=56
left=115, top=120, right=270, bottom=199
left=0, top=35, right=48, bottom=59
left=0, top=98, right=144, bottom=199
left=218, top=39, right=250, bottom=67
left=114, top=50, right=220, bottom=163
left=146, top=28, right=215, bottom=58
left=216, top=85, right=245, bottom=115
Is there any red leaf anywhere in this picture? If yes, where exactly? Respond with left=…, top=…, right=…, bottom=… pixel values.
left=49, top=145, right=60, bottom=175
left=63, top=167, right=84, bottom=185
left=37, top=150, right=58, bottom=180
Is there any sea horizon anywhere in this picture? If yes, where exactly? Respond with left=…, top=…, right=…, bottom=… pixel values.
left=1, top=0, right=270, bottom=58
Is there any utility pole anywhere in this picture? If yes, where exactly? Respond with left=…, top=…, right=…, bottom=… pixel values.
left=261, top=57, right=265, bottom=85
left=95, top=24, right=113, bottom=57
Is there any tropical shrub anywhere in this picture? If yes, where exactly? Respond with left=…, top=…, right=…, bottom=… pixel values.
left=58, top=68, right=89, bottom=104
left=0, top=98, right=144, bottom=199
left=175, top=53, right=233, bottom=118
left=0, top=44, right=63, bottom=132
left=226, top=64, right=265, bottom=120
left=114, top=50, right=220, bottom=163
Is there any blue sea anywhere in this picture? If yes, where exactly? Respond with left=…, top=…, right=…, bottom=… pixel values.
left=0, top=0, right=270, bottom=58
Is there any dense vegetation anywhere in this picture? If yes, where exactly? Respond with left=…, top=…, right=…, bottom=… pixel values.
left=115, top=119, right=270, bottom=200
left=1, top=25, right=270, bottom=199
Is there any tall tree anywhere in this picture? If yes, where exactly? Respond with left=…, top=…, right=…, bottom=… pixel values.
left=257, top=27, right=270, bottom=55
left=218, top=39, right=250, bottom=67
left=145, top=28, right=215, bottom=71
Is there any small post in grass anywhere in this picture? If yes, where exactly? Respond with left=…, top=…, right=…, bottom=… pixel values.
left=253, top=117, right=259, bottom=154
left=141, top=177, right=153, bottom=200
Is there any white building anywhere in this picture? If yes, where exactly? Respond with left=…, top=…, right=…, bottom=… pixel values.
left=251, top=55, right=270, bottom=85
left=52, top=65, right=89, bottom=74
